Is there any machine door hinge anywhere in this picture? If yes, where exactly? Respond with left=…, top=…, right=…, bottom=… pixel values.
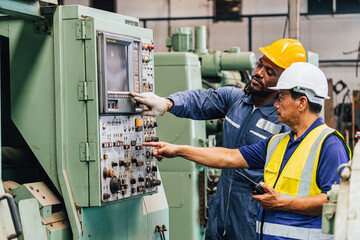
left=78, top=81, right=94, bottom=101
left=80, top=142, right=96, bottom=162
left=76, top=19, right=93, bottom=40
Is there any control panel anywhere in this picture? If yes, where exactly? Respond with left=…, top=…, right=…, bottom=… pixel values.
left=98, top=34, right=159, bottom=202
left=100, top=115, right=160, bottom=202
left=141, top=40, right=155, bottom=93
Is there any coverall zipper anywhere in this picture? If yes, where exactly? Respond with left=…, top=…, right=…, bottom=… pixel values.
left=223, top=107, right=256, bottom=237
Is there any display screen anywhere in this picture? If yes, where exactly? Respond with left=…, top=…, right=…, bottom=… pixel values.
left=106, top=40, right=129, bottom=92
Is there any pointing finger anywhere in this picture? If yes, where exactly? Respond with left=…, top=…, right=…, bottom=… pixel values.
left=143, top=142, right=161, bottom=147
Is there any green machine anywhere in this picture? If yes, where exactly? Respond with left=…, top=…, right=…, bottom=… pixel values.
left=155, top=25, right=256, bottom=240
left=0, top=1, right=168, bottom=239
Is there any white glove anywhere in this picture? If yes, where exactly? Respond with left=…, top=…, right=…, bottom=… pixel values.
left=130, top=92, right=168, bottom=116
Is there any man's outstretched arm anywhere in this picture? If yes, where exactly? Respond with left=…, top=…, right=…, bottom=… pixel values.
left=143, top=141, right=249, bottom=169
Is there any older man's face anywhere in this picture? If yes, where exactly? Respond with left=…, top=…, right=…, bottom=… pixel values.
left=274, top=90, right=299, bottom=126
left=248, top=56, right=284, bottom=98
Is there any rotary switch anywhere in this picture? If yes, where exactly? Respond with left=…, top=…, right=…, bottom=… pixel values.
left=110, top=177, right=121, bottom=194
left=103, top=168, right=114, bottom=179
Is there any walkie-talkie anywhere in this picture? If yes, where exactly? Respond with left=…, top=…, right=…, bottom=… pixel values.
left=235, top=170, right=266, bottom=195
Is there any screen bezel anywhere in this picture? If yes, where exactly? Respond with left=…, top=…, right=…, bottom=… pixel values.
left=97, top=32, right=142, bottom=114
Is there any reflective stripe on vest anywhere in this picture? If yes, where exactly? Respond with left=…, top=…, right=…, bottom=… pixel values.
left=256, top=221, right=334, bottom=240
left=264, top=124, right=334, bottom=198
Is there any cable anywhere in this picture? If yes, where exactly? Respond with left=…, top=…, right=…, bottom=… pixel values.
left=202, top=79, right=217, bottom=90
left=160, top=231, right=165, bottom=240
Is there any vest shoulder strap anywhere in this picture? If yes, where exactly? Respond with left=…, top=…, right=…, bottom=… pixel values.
left=265, top=132, right=289, bottom=168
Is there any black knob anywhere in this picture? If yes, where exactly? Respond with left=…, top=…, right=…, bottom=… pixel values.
left=131, top=157, right=137, bottom=163
left=136, top=161, right=144, bottom=167
left=145, top=178, right=152, bottom=188
left=152, top=179, right=161, bottom=187
left=146, top=166, right=151, bottom=173
left=146, top=151, right=151, bottom=158
left=112, top=162, right=118, bottom=167
left=138, top=177, right=145, bottom=182
left=130, top=178, right=136, bottom=184
left=119, top=161, right=125, bottom=166
left=153, top=122, right=158, bottom=128
left=110, top=177, right=121, bottom=194
left=152, top=166, right=158, bottom=172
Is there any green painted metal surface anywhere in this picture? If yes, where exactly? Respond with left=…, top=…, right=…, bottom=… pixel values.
left=155, top=52, right=206, bottom=240
left=306, top=51, right=319, bottom=67
left=201, top=50, right=256, bottom=76
left=1, top=5, right=168, bottom=239
left=194, top=26, right=208, bottom=54
left=18, top=198, right=48, bottom=240
left=167, top=27, right=193, bottom=52
left=0, top=0, right=42, bottom=19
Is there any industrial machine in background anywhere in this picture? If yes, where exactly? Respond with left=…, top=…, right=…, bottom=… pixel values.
left=322, top=133, right=360, bottom=240
left=155, top=25, right=256, bottom=240
left=0, top=1, right=168, bottom=239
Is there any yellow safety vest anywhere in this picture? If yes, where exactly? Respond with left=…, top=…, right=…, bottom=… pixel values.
left=264, top=124, right=348, bottom=198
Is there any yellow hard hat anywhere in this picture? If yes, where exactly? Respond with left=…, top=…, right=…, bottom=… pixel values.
left=259, top=38, right=306, bottom=69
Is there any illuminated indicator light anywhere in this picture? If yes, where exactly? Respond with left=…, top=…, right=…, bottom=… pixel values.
left=106, top=39, right=116, bottom=43
left=135, top=119, right=143, bottom=127
left=111, top=103, right=114, bottom=108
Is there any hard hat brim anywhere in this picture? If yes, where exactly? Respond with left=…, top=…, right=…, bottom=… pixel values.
left=259, top=47, right=287, bottom=69
left=268, top=86, right=330, bottom=99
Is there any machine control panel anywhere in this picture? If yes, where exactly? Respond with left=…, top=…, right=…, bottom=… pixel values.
left=100, top=115, right=160, bottom=202
left=141, top=39, right=155, bottom=93
left=98, top=31, right=159, bottom=203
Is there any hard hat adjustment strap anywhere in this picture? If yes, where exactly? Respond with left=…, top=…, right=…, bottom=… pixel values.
left=292, top=87, right=324, bottom=105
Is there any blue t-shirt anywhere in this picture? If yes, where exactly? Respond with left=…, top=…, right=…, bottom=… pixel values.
left=239, top=117, right=349, bottom=193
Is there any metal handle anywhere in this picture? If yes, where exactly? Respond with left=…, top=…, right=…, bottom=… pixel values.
left=0, top=193, right=22, bottom=239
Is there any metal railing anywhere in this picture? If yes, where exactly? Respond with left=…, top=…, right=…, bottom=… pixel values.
left=140, top=11, right=360, bottom=64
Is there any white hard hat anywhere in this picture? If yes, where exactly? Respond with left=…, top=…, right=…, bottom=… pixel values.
left=269, top=62, right=330, bottom=105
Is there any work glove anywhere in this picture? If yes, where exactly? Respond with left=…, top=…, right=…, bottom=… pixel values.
left=130, top=92, right=168, bottom=116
